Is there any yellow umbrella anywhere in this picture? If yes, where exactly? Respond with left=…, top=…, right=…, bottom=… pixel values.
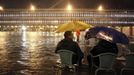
left=55, top=21, right=92, bottom=33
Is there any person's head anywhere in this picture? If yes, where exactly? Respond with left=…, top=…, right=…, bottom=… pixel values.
left=64, top=31, right=74, bottom=39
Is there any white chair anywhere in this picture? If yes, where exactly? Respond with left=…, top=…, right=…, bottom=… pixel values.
left=95, top=53, right=117, bottom=75
left=121, top=54, right=134, bottom=75
left=57, top=50, right=76, bottom=72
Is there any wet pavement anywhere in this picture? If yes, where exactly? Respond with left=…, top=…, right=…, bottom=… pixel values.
left=0, top=31, right=133, bottom=75
left=0, top=32, right=60, bottom=75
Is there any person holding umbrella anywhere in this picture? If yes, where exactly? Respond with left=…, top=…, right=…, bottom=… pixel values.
left=85, top=26, right=130, bottom=67
left=86, top=31, right=119, bottom=67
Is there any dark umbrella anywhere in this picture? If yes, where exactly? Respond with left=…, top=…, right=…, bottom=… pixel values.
left=85, top=26, right=129, bottom=44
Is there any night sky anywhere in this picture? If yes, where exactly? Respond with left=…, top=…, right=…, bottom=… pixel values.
left=0, top=0, right=133, bottom=9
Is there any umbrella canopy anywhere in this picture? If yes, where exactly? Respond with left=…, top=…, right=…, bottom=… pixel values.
left=85, top=26, right=129, bottom=44
left=55, top=21, right=92, bottom=33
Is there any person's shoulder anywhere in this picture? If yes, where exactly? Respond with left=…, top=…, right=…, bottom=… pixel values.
left=58, top=39, right=65, bottom=43
left=72, top=41, right=79, bottom=45
left=60, top=39, right=65, bottom=41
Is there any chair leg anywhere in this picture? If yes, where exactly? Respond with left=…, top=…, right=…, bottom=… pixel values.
left=121, top=68, right=128, bottom=75
left=121, top=68, right=134, bottom=75
left=68, top=65, right=76, bottom=72
left=121, top=68, right=123, bottom=75
left=95, top=69, right=116, bottom=75
left=95, top=68, right=99, bottom=75
left=53, top=65, right=61, bottom=75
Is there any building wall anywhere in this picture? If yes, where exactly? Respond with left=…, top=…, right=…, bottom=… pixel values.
left=0, top=9, right=134, bottom=40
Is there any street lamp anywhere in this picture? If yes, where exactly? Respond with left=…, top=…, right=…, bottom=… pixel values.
left=30, top=4, right=36, bottom=11
left=66, top=3, right=73, bottom=11
left=0, top=6, right=3, bottom=11
left=98, top=5, right=103, bottom=11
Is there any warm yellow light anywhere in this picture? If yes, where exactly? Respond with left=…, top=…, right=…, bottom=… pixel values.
left=30, top=4, right=35, bottom=11
left=0, top=6, right=3, bottom=11
left=98, top=5, right=103, bottom=11
left=66, top=4, right=73, bottom=11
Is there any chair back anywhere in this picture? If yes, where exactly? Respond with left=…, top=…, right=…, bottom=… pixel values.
left=99, top=53, right=116, bottom=69
left=125, top=54, right=134, bottom=68
left=57, top=50, right=75, bottom=65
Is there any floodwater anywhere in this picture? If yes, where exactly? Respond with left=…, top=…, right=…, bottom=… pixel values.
left=0, top=31, right=132, bottom=75
left=0, top=31, right=61, bottom=75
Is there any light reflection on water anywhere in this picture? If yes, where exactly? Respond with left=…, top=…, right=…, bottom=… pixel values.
left=0, top=32, right=61, bottom=75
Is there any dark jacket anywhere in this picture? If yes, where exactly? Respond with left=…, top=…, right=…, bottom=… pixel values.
left=55, top=38, right=83, bottom=58
left=90, top=39, right=118, bottom=56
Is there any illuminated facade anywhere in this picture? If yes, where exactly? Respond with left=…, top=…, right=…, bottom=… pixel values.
left=0, top=9, right=134, bottom=36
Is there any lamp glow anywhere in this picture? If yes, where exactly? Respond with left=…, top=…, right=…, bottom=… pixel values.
left=30, top=4, right=35, bottom=11
left=0, top=6, right=3, bottom=11
left=98, top=5, right=103, bottom=11
left=66, top=4, right=73, bottom=11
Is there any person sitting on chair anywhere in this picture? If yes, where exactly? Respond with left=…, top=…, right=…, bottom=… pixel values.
left=55, top=31, right=84, bottom=65
left=87, top=38, right=118, bottom=67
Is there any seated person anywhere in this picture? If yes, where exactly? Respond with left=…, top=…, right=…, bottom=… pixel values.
left=87, top=39, right=118, bottom=67
left=55, top=31, right=84, bottom=65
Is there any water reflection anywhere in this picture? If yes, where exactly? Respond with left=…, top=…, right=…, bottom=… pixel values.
left=0, top=32, right=60, bottom=75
